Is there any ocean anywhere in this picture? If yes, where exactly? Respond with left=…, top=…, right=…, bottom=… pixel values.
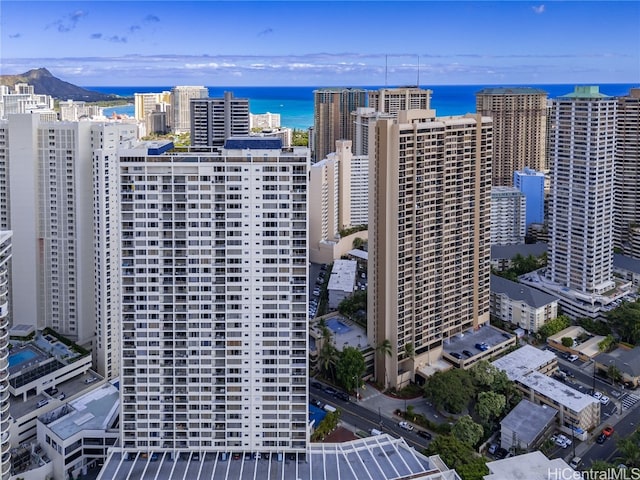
left=90, top=84, right=638, bottom=131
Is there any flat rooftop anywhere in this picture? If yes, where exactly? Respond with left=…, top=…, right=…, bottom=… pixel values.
left=42, top=382, right=119, bottom=440
left=491, top=345, right=556, bottom=381
left=491, top=243, right=547, bottom=260
left=518, top=371, right=599, bottom=412
left=501, top=399, right=558, bottom=444
left=442, top=324, right=514, bottom=359
left=328, top=260, right=357, bottom=293
left=485, top=451, right=572, bottom=480
left=98, top=435, right=460, bottom=480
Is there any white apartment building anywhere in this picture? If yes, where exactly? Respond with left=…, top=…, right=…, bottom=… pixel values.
left=547, top=86, right=617, bottom=294
left=59, top=100, right=104, bottom=121
left=351, top=107, right=394, bottom=156
left=490, top=186, right=526, bottom=245
left=0, top=83, right=55, bottom=120
left=327, top=260, right=357, bottom=310
left=490, top=275, right=558, bottom=333
left=308, top=140, right=368, bottom=264
left=250, top=112, right=281, bottom=130
left=118, top=137, right=309, bottom=456
left=170, top=86, right=208, bottom=134
left=369, top=110, right=492, bottom=389
left=0, top=114, right=137, bottom=380
left=0, top=231, right=12, bottom=480
left=191, top=92, right=250, bottom=147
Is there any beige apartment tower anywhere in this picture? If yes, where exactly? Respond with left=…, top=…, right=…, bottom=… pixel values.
left=369, top=110, right=492, bottom=389
left=313, top=88, right=366, bottom=162
left=476, top=87, right=547, bottom=186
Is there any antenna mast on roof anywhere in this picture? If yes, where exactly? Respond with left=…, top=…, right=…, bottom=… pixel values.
left=385, top=55, right=388, bottom=87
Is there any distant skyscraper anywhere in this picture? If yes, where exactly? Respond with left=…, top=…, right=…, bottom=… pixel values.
left=369, top=110, right=492, bottom=389
left=614, top=88, right=640, bottom=258
left=0, top=114, right=137, bottom=379
left=490, top=187, right=526, bottom=245
left=0, top=230, right=11, bottom=479
left=351, top=107, right=394, bottom=156
left=313, top=88, right=366, bottom=161
left=170, top=86, right=208, bottom=133
left=119, top=138, right=309, bottom=455
left=190, top=91, right=250, bottom=146
left=134, top=92, right=171, bottom=122
left=548, top=86, right=616, bottom=294
left=476, top=87, right=548, bottom=186
left=513, top=167, right=545, bottom=227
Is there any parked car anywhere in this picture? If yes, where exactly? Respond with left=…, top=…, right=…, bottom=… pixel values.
left=324, top=387, right=337, bottom=396
left=596, top=433, right=607, bottom=444
left=495, top=448, right=508, bottom=459
left=475, top=343, right=489, bottom=351
left=569, top=456, right=582, bottom=469
left=462, top=350, right=473, bottom=357
left=451, top=352, right=463, bottom=359
left=398, top=421, right=414, bottom=431
left=600, top=395, right=610, bottom=405
left=417, top=430, right=432, bottom=440
left=335, top=391, right=350, bottom=401
left=488, top=444, right=498, bottom=455
left=593, top=391, right=603, bottom=400
left=602, top=426, right=614, bottom=437
left=311, top=381, right=322, bottom=389
left=558, top=434, right=572, bottom=446
left=568, top=354, right=579, bottom=362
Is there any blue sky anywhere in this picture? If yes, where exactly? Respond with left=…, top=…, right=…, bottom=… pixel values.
left=1, top=1, right=638, bottom=86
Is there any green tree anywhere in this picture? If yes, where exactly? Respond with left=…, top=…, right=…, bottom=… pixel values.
left=598, top=334, right=616, bottom=352
left=476, top=392, right=506, bottom=423
left=292, top=129, right=308, bottom=147
left=607, top=301, right=640, bottom=344
left=404, top=342, right=415, bottom=360
left=405, top=404, right=415, bottom=421
left=335, top=346, right=366, bottom=393
left=537, top=315, right=571, bottom=341
left=451, top=415, right=484, bottom=447
left=376, top=339, right=393, bottom=358
left=577, top=317, right=612, bottom=336
left=424, top=369, right=475, bottom=414
left=617, top=435, right=640, bottom=467
left=607, top=364, right=623, bottom=384
left=589, top=460, right=616, bottom=472
left=425, top=435, right=489, bottom=480
left=561, top=337, right=574, bottom=347
left=352, top=237, right=365, bottom=249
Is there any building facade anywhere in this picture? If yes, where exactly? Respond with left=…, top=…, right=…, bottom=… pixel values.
left=118, top=138, right=310, bottom=456
left=0, top=114, right=137, bottom=379
left=367, top=87, right=432, bottom=114
left=0, top=231, right=11, bottom=480
left=490, top=186, right=526, bottom=245
left=134, top=92, right=171, bottom=123
left=191, top=91, right=250, bottom=147
left=170, top=86, right=208, bottom=134
left=312, top=88, right=366, bottom=162
left=547, top=86, right=617, bottom=294
left=513, top=167, right=545, bottom=228
left=476, top=87, right=548, bottom=186
left=614, top=88, right=640, bottom=258
left=369, top=110, right=492, bottom=388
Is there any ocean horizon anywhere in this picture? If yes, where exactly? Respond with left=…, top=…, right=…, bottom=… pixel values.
left=91, top=83, right=638, bottom=131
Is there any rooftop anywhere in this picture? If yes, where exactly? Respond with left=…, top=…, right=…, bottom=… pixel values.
left=500, top=399, right=558, bottom=444
left=559, top=85, right=610, bottom=99
left=42, top=382, right=120, bottom=440
left=490, top=186, right=524, bottom=197
left=518, top=371, right=599, bottom=412
left=613, top=253, right=640, bottom=275
left=491, top=275, right=559, bottom=309
left=328, top=260, right=357, bottom=293
left=223, top=137, right=282, bottom=150
left=442, top=324, right=514, bottom=359
left=346, top=249, right=368, bottom=261
left=484, top=451, right=572, bottom=480
left=595, top=347, right=640, bottom=377
left=98, top=435, right=460, bottom=480
left=476, top=87, right=548, bottom=96
left=490, top=243, right=547, bottom=260
left=491, top=345, right=556, bottom=381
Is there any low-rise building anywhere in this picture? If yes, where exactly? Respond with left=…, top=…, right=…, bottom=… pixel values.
left=490, top=243, right=547, bottom=272
left=492, top=345, right=600, bottom=431
left=490, top=275, right=558, bottom=333
left=484, top=451, right=574, bottom=480
left=327, top=260, right=357, bottom=310
left=613, top=253, right=640, bottom=288
left=547, top=326, right=605, bottom=360
left=500, top=399, right=557, bottom=452
left=37, top=382, right=119, bottom=480
left=594, top=347, right=640, bottom=389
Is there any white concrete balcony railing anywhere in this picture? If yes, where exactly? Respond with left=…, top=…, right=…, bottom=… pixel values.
left=0, top=303, right=7, bottom=318
left=0, top=400, right=8, bottom=416
left=0, top=419, right=8, bottom=437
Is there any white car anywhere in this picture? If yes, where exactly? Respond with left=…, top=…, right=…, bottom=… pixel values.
left=568, top=354, right=579, bottom=362
left=600, top=396, right=610, bottom=405
left=398, top=421, right=414, bottom=431
left=593, top=391, right=603, bottom=400
left=558, top=434, right=572, bottom=446
left=555, top=437, right=568, bottom=448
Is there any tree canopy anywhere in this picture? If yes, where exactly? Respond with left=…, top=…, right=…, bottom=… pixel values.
left=537, top=315, right=571, bottom=341
left=451, top=415, right=484, bottom=447
left=424, top=369, right=475, bottom=414
left=476, top=391, right=506, bottom=423
left=607, top=301, right=640, bottom=344
left=425, top=435, right=489, bottom=480
left=335, top=346, right=366, bottom=393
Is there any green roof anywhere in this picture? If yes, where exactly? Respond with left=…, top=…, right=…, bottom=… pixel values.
left=560, top=85, right=610, bottom=99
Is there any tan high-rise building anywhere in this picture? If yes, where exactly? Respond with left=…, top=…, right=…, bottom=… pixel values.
left=369, top=110, right=492, bottom=389
left=368, top=87, right=432, bottom=114
left=170, top=86, right=208, bottom=133
left=313, top=88, right=366, bottom=162
left=614, top=88, right=640, bottom=258
left=476, top=87, right=547, bottom=186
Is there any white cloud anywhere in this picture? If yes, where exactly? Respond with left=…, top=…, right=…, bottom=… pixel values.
left=532, top=5, right=545, bottom=14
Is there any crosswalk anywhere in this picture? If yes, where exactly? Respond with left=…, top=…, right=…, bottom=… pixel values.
left=620, top=393, right=640, bottom=410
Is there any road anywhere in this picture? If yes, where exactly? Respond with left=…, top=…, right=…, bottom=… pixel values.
left=310, top=384, right=432, bottom=452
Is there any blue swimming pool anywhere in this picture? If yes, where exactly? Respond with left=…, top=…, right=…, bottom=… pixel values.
left=326, top=318, right=352, bottom=335
left=9, top=349, right=38, bottom=368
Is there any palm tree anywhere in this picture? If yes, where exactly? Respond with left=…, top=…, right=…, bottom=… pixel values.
left=403, top=342, right=415, bottom=360
left=376, top=339, right=393, bottom=357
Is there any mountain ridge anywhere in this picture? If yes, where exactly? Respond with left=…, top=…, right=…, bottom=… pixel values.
left=0, top=68, right=122, bottom=102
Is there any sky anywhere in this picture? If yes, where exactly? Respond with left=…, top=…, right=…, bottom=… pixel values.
left=1, top=0, right=639, bottom=87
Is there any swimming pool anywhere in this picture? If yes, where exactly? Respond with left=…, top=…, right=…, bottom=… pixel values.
left=326, top=318, right=352, bottom=335
left=9, top=349, right=38, bottom=368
